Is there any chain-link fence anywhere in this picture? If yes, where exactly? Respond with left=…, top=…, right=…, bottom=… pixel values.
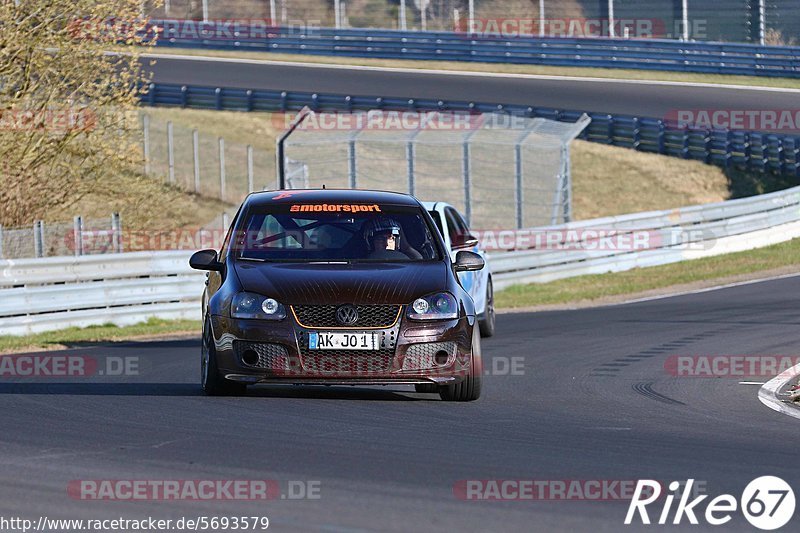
left=280, top=109, right=590, bottom=229
left=142, top=112, right=276, bottom=204
left=0, top=215, right=122, bottom=260
left=144, top=0, right=800, bottom=44
left=0, top=210, right=244, bottom=259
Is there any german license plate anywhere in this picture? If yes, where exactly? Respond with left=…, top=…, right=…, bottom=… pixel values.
left=309, top=332, right=379, bottom=350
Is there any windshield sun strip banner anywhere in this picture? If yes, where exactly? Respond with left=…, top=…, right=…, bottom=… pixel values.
left=289, top=204, right=382, bottom=213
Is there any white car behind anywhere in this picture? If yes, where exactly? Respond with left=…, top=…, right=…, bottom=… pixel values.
left=423, top=201, right=495, bottom=337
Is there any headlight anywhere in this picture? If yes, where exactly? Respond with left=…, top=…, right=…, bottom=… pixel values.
left=231, top=292, right=286, bottom=320
left=408, top=292, right=458, bottom=320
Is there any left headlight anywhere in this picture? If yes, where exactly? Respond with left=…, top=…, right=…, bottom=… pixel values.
left=231, top=292, right=287, bottom=320
left=408, top=292, right=458, bottom=320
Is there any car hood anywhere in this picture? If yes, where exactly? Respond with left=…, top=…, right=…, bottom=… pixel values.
left=233, top=261, right=448, bottom=305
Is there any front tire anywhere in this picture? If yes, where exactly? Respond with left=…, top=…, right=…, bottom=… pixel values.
left=478, top=277, right=496, bottom=338
left=201, top=317, right=246, bottom=396
left=439, top=326, right=482, bottom=402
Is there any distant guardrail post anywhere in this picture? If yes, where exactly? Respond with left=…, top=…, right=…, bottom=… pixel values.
left=112, top=213, right=122, bottom=253
left=73, top=216, right=83, bottom=257
left=404, top=112, right=436, bottom=196
left=400, top=0, right=407, bottom=30
left=167, top=121, right=175, bottom=184
left=607, top=0, right=616, bottom=38
left=142, top=114, right=151, bottom=176
left=219, top=137, right=226, bottom=200
left=462, top=126, right=480, bottom=227
left=514, top=143, right=523, bottom=229
left=348, top=138, right=357, bottom=188
left=247, top=145, right=254, bottom=193
left=406, top=140, right=415, bottom=196
left=564, top=144, right=572, bottom=222
left=513, top=122, right=538, bottom=229
left=538, top=0, right=545, bottom=37
left=551, top=145, right=571, bottom=224
left=0, top=224, right=4, bottom=259
left=680, top=0, right=689, bottom=41
left=33, top=221, right=44, bottom=258
left=462, top=141, right=472, bottom=226
left=193, top=129, right=200, bottom=193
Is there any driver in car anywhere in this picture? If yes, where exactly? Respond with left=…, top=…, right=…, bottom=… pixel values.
left=365, top=218, right=410, bottom=260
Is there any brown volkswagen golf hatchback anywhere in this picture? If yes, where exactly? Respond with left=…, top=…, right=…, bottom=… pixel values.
left=190, top=189, right=485, bottom=401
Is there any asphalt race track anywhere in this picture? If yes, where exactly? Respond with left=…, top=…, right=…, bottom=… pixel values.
left=1, top=275, right=798, bottom=531
left=145, top=54, right=800, bottom=118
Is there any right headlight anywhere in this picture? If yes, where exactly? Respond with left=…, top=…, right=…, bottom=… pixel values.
left=407, top=292, right=458, bottom=321
left=231, top=292, right=286, bottom=320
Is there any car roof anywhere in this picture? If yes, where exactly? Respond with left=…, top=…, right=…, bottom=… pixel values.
left=248, top=189, right=421, bottom=207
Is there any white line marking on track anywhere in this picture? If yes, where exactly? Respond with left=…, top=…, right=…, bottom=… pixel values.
left=140, top=52, right=800, bottom=94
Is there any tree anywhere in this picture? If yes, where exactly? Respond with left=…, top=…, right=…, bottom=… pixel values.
left=0, top=0, right=158, bottom=226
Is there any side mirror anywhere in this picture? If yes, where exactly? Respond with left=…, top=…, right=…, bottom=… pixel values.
left=454, top=250, right=485, bottom=272
left=451, top=233, right=479, bottom=250
left=190, top=249, right=223, bottom=271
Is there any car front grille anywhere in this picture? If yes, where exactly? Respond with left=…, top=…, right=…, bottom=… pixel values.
left=291, top=305, right=402, bottom=328
left=300, top=349, right=395, bottom=375
left=402, top=341, right=457, bottom=370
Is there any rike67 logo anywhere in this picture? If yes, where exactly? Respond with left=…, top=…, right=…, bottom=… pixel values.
left=625, top=477, right=795, bottom=530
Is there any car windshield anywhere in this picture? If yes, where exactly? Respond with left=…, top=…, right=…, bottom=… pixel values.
left=236, top=203, right=442, bottom=262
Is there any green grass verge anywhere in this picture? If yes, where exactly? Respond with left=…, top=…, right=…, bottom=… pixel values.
left=146, top=47, right=800, bottom=90
left=0, top=318, right=201, bottom=354
left=496, top=237, right=800, bottom=308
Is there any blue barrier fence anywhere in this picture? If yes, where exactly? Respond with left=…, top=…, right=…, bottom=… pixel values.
left=142, top=82, right=800, bottom=177
left=152, top=21, right=800, bottom=79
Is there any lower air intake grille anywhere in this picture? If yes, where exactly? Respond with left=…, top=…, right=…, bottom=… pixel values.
left=300, top=349, right=394, bottom=375
left=402, top=342, right=457, bottom=370
left=234, top=341, right=290, bottom=370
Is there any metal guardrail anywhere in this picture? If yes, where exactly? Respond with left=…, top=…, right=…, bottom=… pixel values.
left=152, top=22, right=800, bottom=79
left=2, top=186, right=800, bottom=335
left=141, top=82, right=800, bottom=177
left=488, top=184, right=800, bottom=289
left=0, top=251, right=201, bottom=336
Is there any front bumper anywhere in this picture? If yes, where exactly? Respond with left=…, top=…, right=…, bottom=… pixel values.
left=210, top=311, right=474, bottom=385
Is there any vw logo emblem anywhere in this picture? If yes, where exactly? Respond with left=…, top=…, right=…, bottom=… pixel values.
left=336, top=305, right=359, bottom=326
